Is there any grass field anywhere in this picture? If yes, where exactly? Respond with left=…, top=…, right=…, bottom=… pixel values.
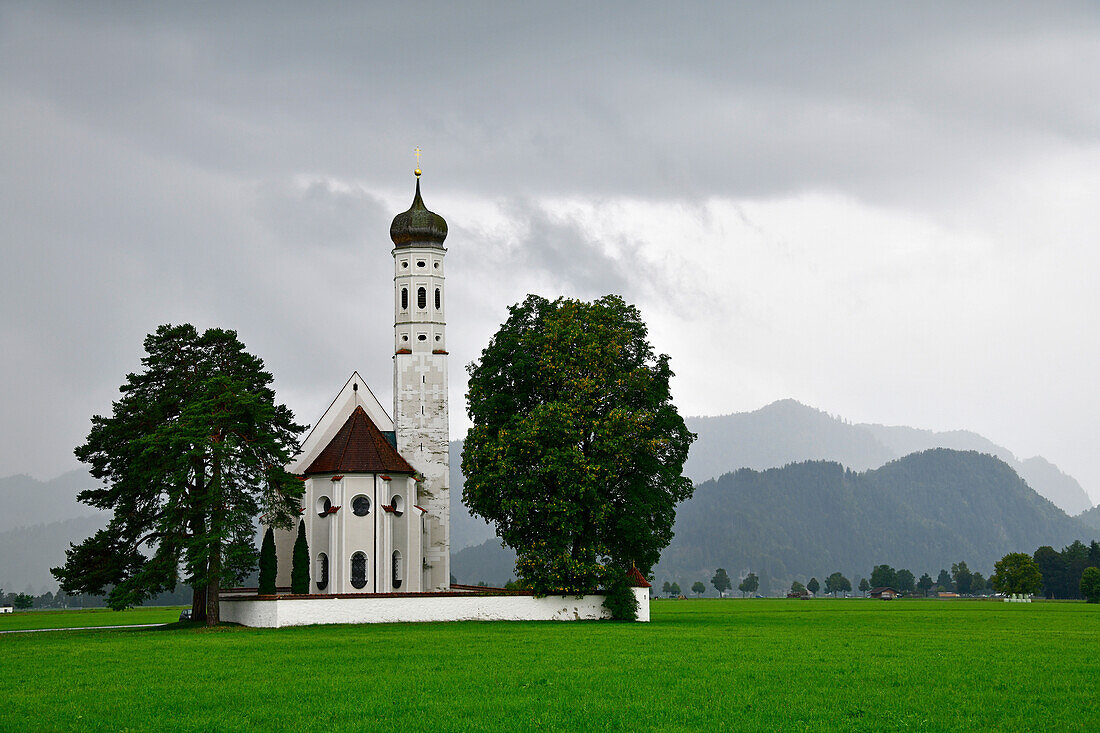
left=1, top=599, right=1096, bottom=731
left=0, top=606, right=183, bottom=632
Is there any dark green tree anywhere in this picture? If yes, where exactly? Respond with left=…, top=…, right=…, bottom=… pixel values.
left=662, top=581, right=672, bottom=596
left=669, top=582, right=681, bottom=597
left=896, top=569, right=915, bottom=594
left=1033, top=546, right=1065, bottom=598
left=52, top=325, right=305, bottom=625
left=461, top=295, right=695, bottom=605
left=825, top=572, right=851, bottom=597
left=14, top=593, right=33, bottom=610
left=858, top=578, right=870, bottom=596
left=258, top=526, right=278, bottom=595
left=738, top=572, right=759, bottom=597
left=290, top=519, right=310, bottom=594
left=917, top=573, right=934, bottom=596
left=712, top=568, right=733, bottom=597
left=692, top=581, right=706, bottom=596
left=790, top=580, right=807, bottom=596
left=936, top=569, right=953, bottom=591
left=1061, top=540, right=1091, bottom=599
left=1081, top=567, right=1100, bottom=603
left=870, top=565, right=898, bottom=589
left=992, top=552, right=1042, bottom=596
left=970, top=572, right=986, bottom=595
left=951, top=561, right=973, bottom=595
left=807, top=577, right=820, bottom=596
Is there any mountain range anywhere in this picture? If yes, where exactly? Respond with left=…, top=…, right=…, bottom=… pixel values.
left=3, top=399, right=1095, bottom=594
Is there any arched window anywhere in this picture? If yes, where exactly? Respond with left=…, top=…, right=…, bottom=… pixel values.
left=316, top=553, right=329, bottom=591
left=401, top=287, right=408, bottom=310
left=316, top=496, right=331, bottom=518
left=352, top=495, right=371, bottom=516
left=350, top=552, right=367, bottom=589
left=391, top=494, right=404, bottom=516
left=392, top=550, right=403, bottom=589
left=417, top=287, right=427, bottom=309
left=435, top=288, right=441, bottom=309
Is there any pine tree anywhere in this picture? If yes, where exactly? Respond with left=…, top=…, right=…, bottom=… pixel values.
left=51, top=325, right=305, bottom=625
left=258, top=526, right=278, bottom=595
left=291, top=519, right=310, bottom=594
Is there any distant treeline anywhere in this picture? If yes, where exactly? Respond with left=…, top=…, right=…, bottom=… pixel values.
left=1, top=585, right=193, bottom=610
left=674, top=539, right=1100, bottom=600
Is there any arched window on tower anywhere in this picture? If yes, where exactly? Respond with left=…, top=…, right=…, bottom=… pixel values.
left=401, top=288, right=408, bottom=311
left=350, top=552, right=367, bottom=590
left=417, top=287, right=426, bottom=309
left=392, top=550, right=403, bottom=589
left=316, top=553, right=329, bottom=591
left=435, top=288, right=441, bottom=309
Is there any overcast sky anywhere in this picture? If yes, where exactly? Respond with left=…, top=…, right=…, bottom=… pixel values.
left=2, top=3, right=1098, bottom=505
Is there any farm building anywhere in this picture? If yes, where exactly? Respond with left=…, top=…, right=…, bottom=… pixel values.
left=870, top=587, right=899, bottom=600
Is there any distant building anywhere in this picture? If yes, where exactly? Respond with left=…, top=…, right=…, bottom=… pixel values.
left=870, top=587, right=899, bottom=600
left=0, top=605, right=12, bottom=614
left=937, top=591, right=959, bottom=598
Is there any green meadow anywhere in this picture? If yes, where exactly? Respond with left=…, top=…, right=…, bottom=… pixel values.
left=1, top=599, right=1096, bottom=731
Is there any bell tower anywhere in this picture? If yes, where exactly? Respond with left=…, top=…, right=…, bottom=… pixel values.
left=389, top=165, right=450, bottom=590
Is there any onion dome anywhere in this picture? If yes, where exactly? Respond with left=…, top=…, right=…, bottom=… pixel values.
left=390, top=177, right=448, bottom=248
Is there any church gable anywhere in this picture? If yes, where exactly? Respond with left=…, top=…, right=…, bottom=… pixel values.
left=304, top=406, right=415, bottom=475
left=287, top=372, right=394, bottom=474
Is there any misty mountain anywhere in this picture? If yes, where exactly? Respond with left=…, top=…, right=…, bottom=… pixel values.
left=452, top=450, right=1097, bottom=589
left=1078, top=505, right=1100, bottom=532
left=684, top=400, right=1094, bottom=515
left=0, top=515, right=108, bottom=595
left=0, top=470, right=106, bottom=533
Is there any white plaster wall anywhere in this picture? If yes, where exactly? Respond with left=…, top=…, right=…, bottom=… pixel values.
left=393, top=243, right=449, bottom=591
left=221, top=587, right=649, bottom=627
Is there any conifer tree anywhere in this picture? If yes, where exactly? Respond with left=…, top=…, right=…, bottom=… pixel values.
left=52, top=324, right=305, bottom=625
left=291, top=519, right=310, bottom=594
left=258, top=526, right=278, bottom=595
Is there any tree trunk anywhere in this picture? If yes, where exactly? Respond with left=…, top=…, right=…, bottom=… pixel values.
left=190, top=460, right=208, bottom=624
left=191, top=584, right=207, bottom=623
left=205, top=449, right=222, bottom=626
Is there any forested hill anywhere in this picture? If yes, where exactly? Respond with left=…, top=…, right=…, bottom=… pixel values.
left=684, top=400, right=1094, bottom=515
left=656, top=449, right=1097, bottom=594
left=1079, top=505, right=1100, bottom=531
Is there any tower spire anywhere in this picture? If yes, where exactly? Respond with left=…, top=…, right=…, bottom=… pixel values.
left=414, top=146, right=422, bottom=178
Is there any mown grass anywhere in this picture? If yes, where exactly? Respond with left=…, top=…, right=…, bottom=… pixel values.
left=0, top=606, right=183, bottom=632
left=1, top=599, right=1096, bottom=731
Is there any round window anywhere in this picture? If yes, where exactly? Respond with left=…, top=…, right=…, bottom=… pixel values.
left=391, top=494, right=404, bottom=516
left=417, top=260, right=426, bottom=268
left=352, top=495, right=371, bottom=516
left=316, top=496, right=332, bottom=517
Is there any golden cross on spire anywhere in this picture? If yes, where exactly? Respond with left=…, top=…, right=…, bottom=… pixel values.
left=414, top=147, right=422, bottom=177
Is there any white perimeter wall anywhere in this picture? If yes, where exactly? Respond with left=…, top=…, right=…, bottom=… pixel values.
left=221, top=588, right=649, bottom=627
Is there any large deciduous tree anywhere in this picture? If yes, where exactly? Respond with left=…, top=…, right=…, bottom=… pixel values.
left=1081, top=567, right=1100, bottom=603
left=462, top=295, right=695, bottom=602
left=52, top=325, right=305, bottom=625
left=738, top=572, right=759, bottom=597
left=712, top=568, right=733, bottom=598
left=992, top=552, right=1043, bottom=596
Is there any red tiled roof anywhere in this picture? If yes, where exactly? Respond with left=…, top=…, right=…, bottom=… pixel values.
left=304, top=406, right=415, bottom=475
left=627, top=565, right=652, bottom=588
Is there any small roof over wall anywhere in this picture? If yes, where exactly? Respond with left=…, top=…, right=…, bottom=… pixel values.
left=305, top=406, right=414, bottom=475
left=627, top=566, right=652, bottom=588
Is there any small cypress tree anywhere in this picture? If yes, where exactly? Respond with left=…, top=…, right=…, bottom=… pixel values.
left=290, top=519, right=310, bottom=594
left=258, top=526, right=278, bottom=595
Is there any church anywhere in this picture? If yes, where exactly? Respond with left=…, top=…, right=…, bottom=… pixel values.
left=271, top=169, right=451, bottom=594
left=222, top=168, right=649, bottom=625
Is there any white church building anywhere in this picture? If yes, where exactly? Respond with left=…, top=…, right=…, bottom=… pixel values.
left=221, top=171, right=649, bottom=626
left=271, top=173, right=452, bottom=595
